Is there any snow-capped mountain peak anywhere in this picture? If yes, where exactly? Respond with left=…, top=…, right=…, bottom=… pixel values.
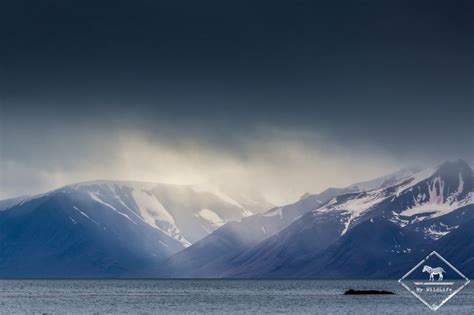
left=314, top=160, right=473, bottom=237
left=348, top=167, right=422, bottom=192
left=69, top=181, right=256, bottom=246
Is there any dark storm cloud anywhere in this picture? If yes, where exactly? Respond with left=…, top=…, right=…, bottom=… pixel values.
left=0, top=0, right=473, bottom=200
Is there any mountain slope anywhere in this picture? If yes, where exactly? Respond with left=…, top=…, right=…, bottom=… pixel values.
left=294, top=217, right=429, bottom=278
left=0, top=180, right=253, bottom=277
left=67, top=181, right=254, bottom=246
left=0, top=196, right=29, bottom=211
left=434, top=218, right=474, bottom=276
left=0, top=192, right=182, bottom=277
left=164, top=160, right=473, bottom=278
left=235, top=160, right=473, bottom=278
left=159, top=186, right=357, bottom=277
left=160, top=168, right=421, bottom=277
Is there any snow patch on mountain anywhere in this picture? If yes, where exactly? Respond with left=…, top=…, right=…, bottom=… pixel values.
left=316, top=189, right=388, bottom=235
left=398, top=171, right=472, bottom=221
left=313, top=161, right=473, bottom=236
left=64, top=180, right=253, bottom=246
left=394, top=167, right=436, bottom=196
left=132, top=189, right=175, bottom=226
left=261, top=207, right=283, bottom=218
left=424, top=223, right=459, bottom=240
left=73, top=206, right=99, bottom=225
left=400, top=192, right=472, bottom=219
left=88, top=192, right=138, bottom=224
left=131, top=189, right=191, bottom=247
left=196, top=209, right=225, bottom=227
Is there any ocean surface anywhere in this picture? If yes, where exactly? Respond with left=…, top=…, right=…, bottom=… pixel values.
left=0, top=279, right=472, bottom=314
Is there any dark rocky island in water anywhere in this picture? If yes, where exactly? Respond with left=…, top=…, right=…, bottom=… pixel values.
left=344, top=289, right=395, bottom=295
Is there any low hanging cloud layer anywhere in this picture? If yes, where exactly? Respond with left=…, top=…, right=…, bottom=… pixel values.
left=0, top=94, right=472, bottom=205
left=0, top=103, right=471, bottom=205
left=1, top=123, right=408, bottom=205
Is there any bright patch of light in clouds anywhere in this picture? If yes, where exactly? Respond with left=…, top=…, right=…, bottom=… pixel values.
left=0, top=127, right=406, bottom=205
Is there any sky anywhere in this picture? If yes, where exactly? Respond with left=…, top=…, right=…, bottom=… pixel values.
left=0, top=0, right=473, bottom=204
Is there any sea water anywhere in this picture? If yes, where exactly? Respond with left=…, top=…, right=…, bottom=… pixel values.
left=0, top=279, right=472, bottom=314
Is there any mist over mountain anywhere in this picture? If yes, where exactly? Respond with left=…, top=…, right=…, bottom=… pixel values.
left=0, top=159, right=472, bottom=278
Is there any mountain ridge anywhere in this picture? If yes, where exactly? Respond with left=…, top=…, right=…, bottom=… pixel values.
left=0, top=160, right=471, bottom=278
left=160, top=159, right=473, bottom=278
left=0, top=180, right=257, bottom=277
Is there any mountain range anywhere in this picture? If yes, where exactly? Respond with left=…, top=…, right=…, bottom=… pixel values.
left=0, top=160, right=472, bottom=278
left=160, top=160, right=473, bottom=278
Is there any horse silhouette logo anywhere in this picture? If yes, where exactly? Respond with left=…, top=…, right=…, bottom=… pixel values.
left=422, top=265, right=445, bottom=281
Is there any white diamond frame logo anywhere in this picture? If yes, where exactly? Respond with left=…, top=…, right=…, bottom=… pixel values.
left=399, top=251, right=470, bottom=311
